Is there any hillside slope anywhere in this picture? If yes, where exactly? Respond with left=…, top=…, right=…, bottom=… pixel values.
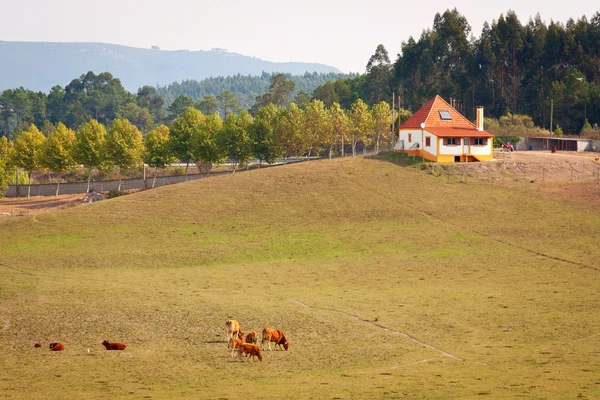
left=0, top=156, right=599, bottom=398
left=0, top=41, right=341, bottom=92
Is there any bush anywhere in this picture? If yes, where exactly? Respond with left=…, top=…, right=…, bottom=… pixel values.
left=173, top=166, right=185, bottom=176
left=9, top=170, right=31, bottom=185
left=493, top=137, right=504, bottom=148
left=106, top=190, right=127, bottom=199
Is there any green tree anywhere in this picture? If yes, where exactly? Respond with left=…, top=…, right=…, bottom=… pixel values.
left=0, top=136, right=15, bottom=192
left=274, top=103, right=304, bottom=161
left=167, top=95, right=194, bottom=120
left=43, top=123, right=77, bottom=196
left=249, top=104, right=279, bottom=166
left=191, top=113, right=224, bottom=172
left=304, top=100, right=328, bottom=159
left=137, top=85, right=165, bottom=122
left=170, top=107, right=206, bottom=178
left=144, top=125, right=176, bottom=188
left=75, top=119, right=107, bottom=193
left=371, top=101, right=392, bottom=152
left=14, top=124, right=46, bottom=198
left=104, top=119, right=144, bottom=191
left=116, top=103, right=154, bottom=133
left=365, top=44, right=392, bottom=104
left=195, top=95, right=220, bottom=115
left=348, top=99, right=373, bottom=156
left=218, top=110, right=253, bottom=172
left=328, top=103, right=350, bottom=157
left=216, top=90, right=239, bottom=119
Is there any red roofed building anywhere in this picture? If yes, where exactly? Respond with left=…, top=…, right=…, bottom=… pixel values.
left=394, top=95, right=494, bottom=162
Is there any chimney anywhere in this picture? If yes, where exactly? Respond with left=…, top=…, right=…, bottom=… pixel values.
left=476, top=107, right=484, bottom=131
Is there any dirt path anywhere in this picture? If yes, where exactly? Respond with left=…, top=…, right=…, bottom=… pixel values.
left=0, top=194, right=84, bottom=218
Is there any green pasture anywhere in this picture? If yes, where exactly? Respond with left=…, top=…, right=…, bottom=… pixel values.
left=0, top=155, right=599, bottom=399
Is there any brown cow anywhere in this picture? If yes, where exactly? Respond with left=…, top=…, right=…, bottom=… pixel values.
left=237, top=343, right=263, bottom=361
left=102, top=340, right=126, bottom=350
left=225, top=319, right=243, bottom=344
left=261, top=328, right=289, bottom=351
left=49, top=343, right=64, bottom=351
left=228, top=337, right=244, bottom=358
left=244, top=331, right=258, bottom=345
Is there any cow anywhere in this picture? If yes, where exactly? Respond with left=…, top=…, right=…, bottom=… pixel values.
left=261, top=328, right=289, bottom=351
left=244, top=331, right=258, bottom=345
left=49, top=342, right=64, bottom=351
left=228, top=337, right=244, bottom=358
left=237, top=343, right=263, bottom=362
left=102, top=340, right=126, bottom=350
left=225, top=319, right=243, bottom=344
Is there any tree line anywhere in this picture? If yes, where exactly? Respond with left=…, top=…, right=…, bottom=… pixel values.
left=310, top=9, right=600, bottom=135
left=0, top=98, right=409, bottom=197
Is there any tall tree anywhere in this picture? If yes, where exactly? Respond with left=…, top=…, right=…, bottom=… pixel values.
left=0, top=136, right=15, bottom=192
left=217, top=110, right=253, bottom=172
left=216, top=90, right=239, bottom=119
left=104, top=119, right=144, bottom=191
left=303, top=100, right=327, bottom=159
left=191, top=113, right=224, bottom=171
left=137, top=85, right=165, bottom=122
left=42, top=123, right=77, bottom=196
left=328, top=103, right=350, bottom=157
left=14, top=124, right=46, bottom=198
left=170, top=107, right=206, bottom=178
left=195, top=95, right=220, bottom=116
left=75, top=119, right=107, bottom=193
left=249, top=104, right=279, bottom=166
left=274, top=103, right=304, bottom=161
left=144, top=125, right=176, bottom=188
left=348, top=99, right=373, bottom=156
left=371, top=101, right=392, bottom=152
left=116, top=103, right=154, bottom=133
left=365, top=44, right=392, bottom=104
left=167, top=95, right=194, bottom=120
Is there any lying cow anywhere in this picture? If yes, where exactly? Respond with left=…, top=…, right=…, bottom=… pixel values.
left=237, top=343, right=263, bottom=362
left=244, top=331, right=258, bottom=345
left=102, top=340, right=126, bottom=350
left=261, top=328, right=289, bottom=351
left=225, top=319, right=243, bottom=345
left=49, top=342, right=64, bottom=351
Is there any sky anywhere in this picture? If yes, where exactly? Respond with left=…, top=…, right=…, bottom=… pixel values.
left=0, top=0, right=597, bottom=73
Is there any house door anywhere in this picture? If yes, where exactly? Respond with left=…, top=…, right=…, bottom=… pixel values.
left=463, top=137, right=470, bottom=154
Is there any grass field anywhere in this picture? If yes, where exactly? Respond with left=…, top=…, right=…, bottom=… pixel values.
left=1, top=154, right=599, bottom=399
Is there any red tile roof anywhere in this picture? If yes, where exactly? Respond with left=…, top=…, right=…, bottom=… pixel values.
left=400, top=95, right=483, bottom=131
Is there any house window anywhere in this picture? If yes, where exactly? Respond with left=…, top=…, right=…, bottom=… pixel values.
left=408, top=133, right=412, bottom=143
left=474, top=138, right=486, bottom=145
left=464, top=137, right=470, bottom=146
left=439, top=110, right=452, bottom=120
left=425, top=137, right=431, bottom=147
left=446, top=137, right=457, bottom=146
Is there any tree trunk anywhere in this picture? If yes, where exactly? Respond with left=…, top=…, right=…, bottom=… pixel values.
left=329, top=145, right=333, bottom=159
left=307, top=148, right=312, bottom=161
left=118, top=168, right=122, bottom=192
left=152, top=167, right=157, bottom=188
left=352, top=135, right=357, bottom=156
left=86, top=167, right=92, bottom=193
left=184, top=161, right=189, bottom=181
left=232, top=162, right=237, bottom=174
left=55, top=180, right=60, bottom=197
left=341, top=134, right=345, bottom=157
left=27, top=171, right=31, bottom=199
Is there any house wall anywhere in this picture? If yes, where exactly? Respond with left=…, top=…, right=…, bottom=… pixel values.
left=423, top=130, right=437, bottom=156
left=439, top=141, right=462, bottom=155
left=591, top=140, right=600, bottom=152
left=397, top=129, right=424, bottom=151
left=470, top=140, right=492, bottom=156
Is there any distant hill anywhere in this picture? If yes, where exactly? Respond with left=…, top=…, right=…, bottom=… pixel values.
left=0, top=41, right=341, bottom=93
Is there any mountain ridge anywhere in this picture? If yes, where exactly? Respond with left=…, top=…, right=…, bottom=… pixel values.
left=0, top=41, right=341, bottom=92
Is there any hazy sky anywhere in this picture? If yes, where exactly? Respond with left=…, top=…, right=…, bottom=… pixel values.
left=1, top=1, right=597, bottom=73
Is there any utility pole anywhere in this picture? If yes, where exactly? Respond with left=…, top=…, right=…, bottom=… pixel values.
left=550, top=99, right=553, bottom=136
left=391, top=92, right=395, bottom=149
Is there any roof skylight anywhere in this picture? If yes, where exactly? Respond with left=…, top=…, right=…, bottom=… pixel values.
left=439, top=110, right=452, bottom=120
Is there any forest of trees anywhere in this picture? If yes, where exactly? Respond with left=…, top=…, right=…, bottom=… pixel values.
left=319, top=9, right=600, bottom=135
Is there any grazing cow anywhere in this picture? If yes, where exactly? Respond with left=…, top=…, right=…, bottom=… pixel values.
left=261, top=328, right=289, bottom=351
left=228, top=337, right=244, bottom=358
left=237, top=343, right=263, bottom=361
left=34, top=343, right=42, bottom=348
left=49, top=343, right=64, bottom=351
left=102, top=340, right=126, bottom=350
left=225, top=319, right=243, bottom=343
left=244, top=331, right=258, bottom=345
